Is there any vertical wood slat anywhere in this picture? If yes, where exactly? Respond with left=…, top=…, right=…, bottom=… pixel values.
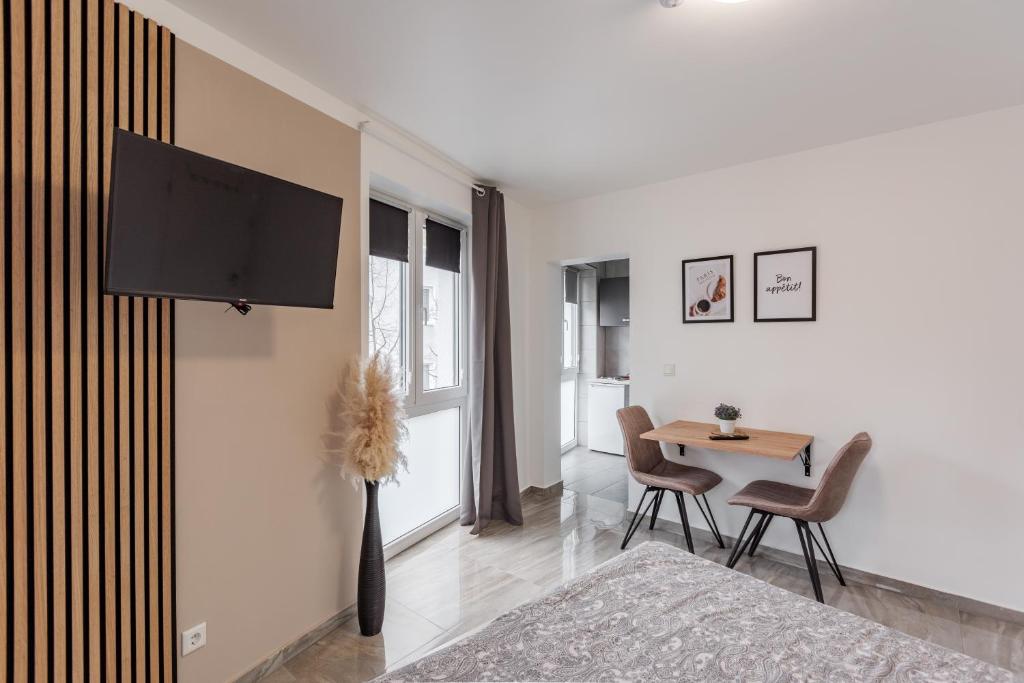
left=67, top=0, right=86, bottom=678
left=3, top=3, right=175, bottom=679
left=0, top=0, right=8, bottom=678
left=159, top=29, right=173, bottom=683
left=116, top=6, right=132, bottom=680
left=147, top=299, right=157, bottom=678
left=131, top=12, right=146, bottom=683
left=101, top=1, right=117, bottom=678
left=145, top=20, right=159, bottom=681
left=48, top=1, right=67, bottom=680
left=9, top=2, right=29, bottom=682
left=132, top=297, right=143, bottom=683
left=29, top=0, right=49, bottom=680
left=85, top=0, right=103, bottom=680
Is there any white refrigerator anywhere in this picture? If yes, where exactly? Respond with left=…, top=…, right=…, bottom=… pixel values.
left=587, top=380, right=630, bottom=455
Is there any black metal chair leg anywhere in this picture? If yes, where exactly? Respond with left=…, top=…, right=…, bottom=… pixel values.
left=726, top=509, right=757, bottom=568
left=809, top=523, right=846, bottom=586
left=621, top=487, right=656, bottom=550
left=703, top=495, right=726, bottom=548
left=745, top=514, right=767, bottom=556
left=748, top=514, right=774, bottom=557
left=795, top=520, right=824, bottom=602
left=673, top=492, right=694, bottom=553
left=803, top=522, right=825, bottom=601
left=692, top=494, right=725, bottom=548
left=728, top=512, right=765, bottom=568
left=648, top=490, right=665, bottom=530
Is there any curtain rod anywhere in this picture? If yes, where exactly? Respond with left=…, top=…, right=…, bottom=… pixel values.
left=358, top=121, right=489, bottom=197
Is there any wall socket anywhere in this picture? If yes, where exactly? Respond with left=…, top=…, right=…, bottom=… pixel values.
left=663, top=364, right=676, bottom=376
left=181, top=622, right=207, bottom=656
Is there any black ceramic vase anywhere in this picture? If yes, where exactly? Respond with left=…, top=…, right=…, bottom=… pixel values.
left=358, top=479, right=385, bottom=636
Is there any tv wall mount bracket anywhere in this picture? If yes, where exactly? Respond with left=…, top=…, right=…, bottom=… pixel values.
left=225, top=300, right=252, bottom=316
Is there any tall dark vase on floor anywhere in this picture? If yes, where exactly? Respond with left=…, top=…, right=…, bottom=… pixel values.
left=358, top=480, right=385, bottom=636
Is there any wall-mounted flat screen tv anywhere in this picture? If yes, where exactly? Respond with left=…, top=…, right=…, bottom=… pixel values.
left=104, top=128, right=344, bottom=310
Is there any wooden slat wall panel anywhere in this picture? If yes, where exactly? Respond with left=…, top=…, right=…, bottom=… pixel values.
left=85, top=0, right=101, bottom=678
left=115, top=6, right=130, bottom=680
left=48, top=3, right=67, bottom=680
left=158, top=29, right=172, bottom=683
left=0, top=0, right=6, bottom=675
left=99, top=2, right=116, bottom=678
left=1, top=0, right=8, bottom=677
left=66, top=0, right=85, bottom=676
left=28, top=1, right=47, bottom=680
left=9, top=4, right=29, bottom=683
left=130, top=15, right=143, bottom=683
left=2, top=2, right=176, bottom=680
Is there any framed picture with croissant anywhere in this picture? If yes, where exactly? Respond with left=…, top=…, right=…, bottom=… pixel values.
left=682, top=255, right=734, bottom=323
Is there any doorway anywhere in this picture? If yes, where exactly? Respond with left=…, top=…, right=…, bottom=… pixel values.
left=559, top=259, right=630, bottom=505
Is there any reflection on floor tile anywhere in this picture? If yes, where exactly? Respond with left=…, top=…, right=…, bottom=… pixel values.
left=562, top=447, right=626, bottom=504
left=275, top=488, right=1020, bottom=681
left=282, top=600, right=443, bottom=683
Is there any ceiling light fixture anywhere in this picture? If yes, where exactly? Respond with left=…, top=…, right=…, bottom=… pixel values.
left=660, top=0, right=749, bottom=7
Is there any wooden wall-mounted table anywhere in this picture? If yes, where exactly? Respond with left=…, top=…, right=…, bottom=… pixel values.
left=640, top=420, right=815, bottom=476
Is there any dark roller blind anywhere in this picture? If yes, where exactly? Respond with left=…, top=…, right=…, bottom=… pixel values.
left=425, top=219, right=462, bottom=273
left=564, top=268, right=578, bottom=304
left=370, top=198, right=410, bottom=262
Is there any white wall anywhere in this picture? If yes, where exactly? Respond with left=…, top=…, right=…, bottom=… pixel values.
left=504, top=198, right=535, bottom=488
left=360, top=135, right=535, bottom=489
left=526, top=105, right=1024, bottom=612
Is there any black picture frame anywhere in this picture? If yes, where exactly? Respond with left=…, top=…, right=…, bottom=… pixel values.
left=681, top=254, right=734, bottom=324
left=753, top=246, right=817, bottom=322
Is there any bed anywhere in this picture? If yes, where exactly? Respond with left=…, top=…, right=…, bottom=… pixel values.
left=374, top=541, right=1012, bottom=682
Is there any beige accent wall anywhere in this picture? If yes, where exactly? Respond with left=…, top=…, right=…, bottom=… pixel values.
left=174, top=42, right=362, bottom=682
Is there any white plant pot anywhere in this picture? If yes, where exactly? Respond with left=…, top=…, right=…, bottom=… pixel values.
left=718, top=419, right=736, bottom=435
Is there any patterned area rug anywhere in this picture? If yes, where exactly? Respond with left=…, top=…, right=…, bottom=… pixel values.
left=374, top=541, right=1013, bottom=682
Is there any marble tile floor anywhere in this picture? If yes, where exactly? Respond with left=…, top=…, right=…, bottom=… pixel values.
left=561, top=446, right=627, bottom=504
left=269, top=489, right=1023, bottom=682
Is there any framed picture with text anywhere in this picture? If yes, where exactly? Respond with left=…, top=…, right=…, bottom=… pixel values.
left=682, top=255, right=734, bottom=323
left=754, top=247, right=817, bottom=322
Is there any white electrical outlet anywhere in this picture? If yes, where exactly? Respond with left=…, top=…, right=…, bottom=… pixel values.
left=663, top=364, right=676, bottom=376
left=181, top=622, right=207, bottom=656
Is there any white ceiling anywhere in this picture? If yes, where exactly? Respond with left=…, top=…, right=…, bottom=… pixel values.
left=166, top=0, right=1024, bottom=205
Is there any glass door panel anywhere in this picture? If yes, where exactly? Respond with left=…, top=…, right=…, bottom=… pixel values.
left=379, top=407, right=461, bottom=545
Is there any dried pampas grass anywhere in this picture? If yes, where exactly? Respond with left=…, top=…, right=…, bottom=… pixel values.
left=329, top=353, right=408, bottom=484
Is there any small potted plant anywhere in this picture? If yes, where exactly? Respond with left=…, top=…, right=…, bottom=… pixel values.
left=714, top=403, right=742, bottom=435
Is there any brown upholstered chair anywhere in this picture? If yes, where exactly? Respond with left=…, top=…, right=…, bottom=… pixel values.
left=726, top=432, right=872, bottom=602
left=616, top=406, right=725, bottom=553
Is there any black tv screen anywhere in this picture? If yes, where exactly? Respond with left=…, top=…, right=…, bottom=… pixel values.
left=104, top=128, right=344, bottom=309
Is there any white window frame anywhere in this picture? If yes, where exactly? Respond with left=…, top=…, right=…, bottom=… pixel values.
left=369, top=190, right=469, bottom=556
left=409, top=208, right=469, bottom=415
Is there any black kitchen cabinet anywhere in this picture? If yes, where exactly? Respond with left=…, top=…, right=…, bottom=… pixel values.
left=598, top=277, right=629, bottom=327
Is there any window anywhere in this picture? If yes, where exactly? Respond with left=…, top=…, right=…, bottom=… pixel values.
left=422, top=228, right=461, bottom=390
left=368, top=254, right=408, bottom=393
left=368, top=194, right=468, bottom=550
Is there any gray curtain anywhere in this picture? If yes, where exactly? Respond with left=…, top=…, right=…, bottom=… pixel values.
left=460, top=186, right=524, bottom=534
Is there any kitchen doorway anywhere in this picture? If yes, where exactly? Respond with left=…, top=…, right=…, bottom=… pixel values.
left=559, top=259, right=630, bottom=505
